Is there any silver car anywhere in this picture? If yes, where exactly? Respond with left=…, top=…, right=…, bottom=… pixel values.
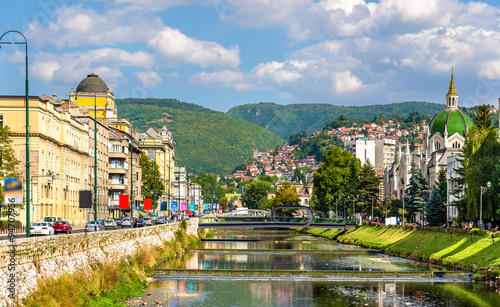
left=143, top=216, right=153, bottom=226
left=121, top=218, right=132, bottom=227
left=85, top=221, right=104, bottom=231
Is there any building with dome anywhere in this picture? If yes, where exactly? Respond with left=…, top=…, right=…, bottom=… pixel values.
left=70, top=73, right=118, bottom=119
left=422, top=70, right=473, bottom=186
left=383, top=70, right=473, bottom=201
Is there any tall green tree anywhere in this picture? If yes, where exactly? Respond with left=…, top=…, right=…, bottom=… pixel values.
left=357, top=160, right=379, bottom=214
left=241, top=180, right=273, bottom=210
left=462, top=105, right=500, bottom=221
left=436, top=166, right=447, bottom=203
left=426, top=187, right=446, bottom=226
left=193, top=173, right=222, bottom=204
left=270, top=182, right=300, bottom=216
left=404, top=166, right=428, bottom=221
left=139, top=151, right=165, bottom=205
left=292, top=168, right=306, bottom=185
left=313, top=147, right=360, bottom=214
left=0, top=126, right=22, bottom=217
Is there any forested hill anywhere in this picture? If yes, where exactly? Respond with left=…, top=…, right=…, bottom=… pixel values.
left=227, top=101, right=445, bottom=139
left=116, top=98, right=284, bottom=174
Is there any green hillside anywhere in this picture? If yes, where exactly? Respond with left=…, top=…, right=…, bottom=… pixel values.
left=116, top=98, right=284, bottom=174
left=227, top=101, right=445, bottom=139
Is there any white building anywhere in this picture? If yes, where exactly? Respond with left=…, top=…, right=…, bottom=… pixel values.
left=344, top=137, right=376, bottom=166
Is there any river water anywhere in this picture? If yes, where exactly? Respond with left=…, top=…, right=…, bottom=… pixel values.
left=126, top=229, right=500, bottom=307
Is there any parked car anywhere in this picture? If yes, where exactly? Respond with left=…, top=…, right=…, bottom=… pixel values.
left=43, top=216, right=62, bottom=226
left=104, top=219, right=117, bottom=229
left=143, top=216, right=153, bottom=226
left=30, top=222, right=54, bottom=236
left=53, top=221, right=72, bottom=234
left=121, top=218, right=132, bottom=227
left=156, top=216, right=166, bottom=224
left=85, top=221, right=104, bottom=232
left=114, top=218, right=122, bottom=226
left=135, top=219, right=145, bottom=227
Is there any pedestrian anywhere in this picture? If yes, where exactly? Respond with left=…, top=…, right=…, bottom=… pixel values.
left=465, top=221, right=469, bottom=230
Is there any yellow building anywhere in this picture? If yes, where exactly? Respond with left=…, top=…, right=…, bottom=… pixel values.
left=0, top=95, right=91, bottom=226
left=70, top=73, right=117, bottom=119
left=138, top=126, right=175, bottom=215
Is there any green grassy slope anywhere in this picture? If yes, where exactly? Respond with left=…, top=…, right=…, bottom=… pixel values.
left=227, top=101, right=445, bottom=139
left=116, top=98, right=284, bottom=174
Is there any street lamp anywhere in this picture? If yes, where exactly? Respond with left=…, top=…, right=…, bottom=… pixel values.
left=0, top=30, right=30, bottom=237
left=480, top=181, right=491, bottom=229
left=74, top=87, right=98, bottom=231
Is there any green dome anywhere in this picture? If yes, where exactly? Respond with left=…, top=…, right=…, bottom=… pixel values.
left=429, top=108, right=473, bottom=137
left=76, top=73, right=109, bottom=93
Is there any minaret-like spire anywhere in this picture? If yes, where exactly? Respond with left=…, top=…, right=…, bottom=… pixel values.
left=448, top=68, right=457, bottom=95
left=446, top=68, right=458, bottom=109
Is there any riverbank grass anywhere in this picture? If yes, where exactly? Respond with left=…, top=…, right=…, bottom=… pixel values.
left=336, top=225, right=500, bottom=278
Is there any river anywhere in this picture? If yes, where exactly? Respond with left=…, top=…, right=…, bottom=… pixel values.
left=125, top=229, right=500, bottom=306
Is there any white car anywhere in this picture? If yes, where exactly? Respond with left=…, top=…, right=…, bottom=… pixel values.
left=143, top=216, right=153, bottom=226
left=30, top=222, right=54, bottom=236
left=43, top=216, right=62, bottom=226
left=104, top=219, right=117, bottom=229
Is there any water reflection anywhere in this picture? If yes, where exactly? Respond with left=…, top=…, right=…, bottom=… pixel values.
left=138, top=279, right=500, bottom=307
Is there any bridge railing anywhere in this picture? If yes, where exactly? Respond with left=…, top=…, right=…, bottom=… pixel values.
left=199, top=216, right=356, bottom=225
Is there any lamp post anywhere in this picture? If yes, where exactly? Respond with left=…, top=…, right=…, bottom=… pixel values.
left=402, top=190, right=405, bottom=226
left=129, top=123, right=133, bottom=221
left=371, top=196, right=374, bottom=222
left=0, top=30, right=30, bottom=237
left=480, top=181, right=491, bottom=229
left=335, top=198, right=338, bottom=219
left=153, top=140, right=157, bottom=216
left=74, top=87, right=98, bottom=231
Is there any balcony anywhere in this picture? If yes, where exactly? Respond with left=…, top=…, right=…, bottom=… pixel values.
left=109, top=151, right=128, bottom=159
left=108, top=167, right=127, bottom=175
left=108, top=182, right=127, bottom=191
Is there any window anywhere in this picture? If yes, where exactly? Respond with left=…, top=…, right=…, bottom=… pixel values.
left=0, top=115, right=3, bottom=128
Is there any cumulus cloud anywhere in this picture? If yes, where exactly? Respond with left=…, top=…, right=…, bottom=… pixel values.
left=147, top=27, right=240, bottom=69
left=135, top=71, right=164, bottom=87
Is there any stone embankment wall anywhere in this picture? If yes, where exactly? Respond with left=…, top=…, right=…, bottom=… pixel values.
left=0, top=220, right=198, bottom=306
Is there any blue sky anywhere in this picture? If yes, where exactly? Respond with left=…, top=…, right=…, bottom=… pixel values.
left=1, top=0, right=500, bottom=112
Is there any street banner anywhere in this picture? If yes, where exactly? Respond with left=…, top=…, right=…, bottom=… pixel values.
left=79, top=190, right=92, bottom=208
left=205, top=204, right=209, bottom=210
left=144, top=199, right=152, bottom=210
left=181, top=202, right=187, bottom=211
left=171, top=201, right=178, bottom=212
left=189, top=203, right=195, bottom=211
left=119, top=194, right=129, bottom=209
left=4, top=178, right=23, bottom=205
left=160, top=201, right=167, bottom=211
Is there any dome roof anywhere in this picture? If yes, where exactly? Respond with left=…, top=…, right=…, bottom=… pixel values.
left=429, top=108, right=473, bottom=137
left=76, top=73, right=109, bottom=93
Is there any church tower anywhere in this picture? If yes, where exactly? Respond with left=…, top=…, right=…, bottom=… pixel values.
left=446, top=68, right=458, bottom=110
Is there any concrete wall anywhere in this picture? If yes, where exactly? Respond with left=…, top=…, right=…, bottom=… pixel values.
left=0, top=220, right=198, bottom=306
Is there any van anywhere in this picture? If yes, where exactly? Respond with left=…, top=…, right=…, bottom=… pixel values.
left=43, top=216, right=62, bottom=226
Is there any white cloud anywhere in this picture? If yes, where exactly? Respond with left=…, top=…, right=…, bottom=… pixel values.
left=147, top=27, right=240, bottom=69
left=135, top=71, right=164, bottom=87
left=334, top=71, right=362, bottom=93
left=25, top=5, right=164, bottom=48
left=28, top=48, right=156, bottom=89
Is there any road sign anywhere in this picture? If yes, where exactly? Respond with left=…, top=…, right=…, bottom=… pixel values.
left=135, top=205, right=140, bottom=211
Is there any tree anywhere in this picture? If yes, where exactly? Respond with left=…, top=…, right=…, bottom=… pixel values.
left=357, top=160, right=379, bottom=215
left=0, top=126, right=22, bottom=217
left=241, top=180, right=273, bottom=210
left=425, top=187, right=446, bottom=226
left=139, top=151, right=165, bottom=206
left=404, top=165, right=428, bottom=221
left=194, top=173, right=222, bottom=204
left=313, top=147, right=360, bottom=214
left=270, top=182, right=300, bottom=216
left=292, top=168, right=306, bottom=185
left=436, top=166, right=447, bottom=203
left=473, top=104, right=494, bottom=131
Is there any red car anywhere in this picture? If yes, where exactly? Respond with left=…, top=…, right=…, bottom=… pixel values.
left=53, top=221, right=72, bottom=234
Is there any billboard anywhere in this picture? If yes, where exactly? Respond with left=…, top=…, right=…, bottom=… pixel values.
left=171, top=201, right=178, bottom=212
left=79, top=190, right=92, bottom=209
left=160, top=201, right=167, bottom=211
left=181, top=202, right=187, bottom=211
left=4, top=178, right=23, bottom=205
left=144, top=199, right=152, bottom=210
left=119, top=194, right=129, bottom=209
left=189, top=203, right=195, bottom=211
